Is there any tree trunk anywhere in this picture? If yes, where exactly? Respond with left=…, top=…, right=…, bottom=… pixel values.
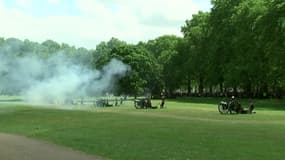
left=187, top=79, right=191, bottom=96
left=209, top=86, right=213, bottom=97
left=233, top=86, right=237, bottom=97
left=260, top=83, right=268, bottom=98
left=198, top=78, right=204, bottom=95
left=245, top=83, right=252, bottom=98
left=219, top=83, right=224, bottom=96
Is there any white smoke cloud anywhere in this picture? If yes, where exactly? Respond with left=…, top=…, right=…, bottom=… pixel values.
left=0, top=42, right=129, bottom=104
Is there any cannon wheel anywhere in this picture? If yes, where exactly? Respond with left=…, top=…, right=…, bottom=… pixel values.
left=218, top=103, right=229, bottom=114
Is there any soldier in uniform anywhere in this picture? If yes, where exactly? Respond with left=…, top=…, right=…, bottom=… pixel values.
left=160, top=89, right=166, bottom=108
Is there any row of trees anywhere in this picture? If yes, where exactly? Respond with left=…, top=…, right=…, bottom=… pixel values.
left=178, top=0, right=285, bottom=98
left=0, top=37, right=92, bottom=65
left=93, top=0, right=285, bottom=98
left=0, top=0, right=284, bottom=98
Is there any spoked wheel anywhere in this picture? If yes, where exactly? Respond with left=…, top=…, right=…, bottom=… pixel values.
left=218, top=103, right=229, bottom=114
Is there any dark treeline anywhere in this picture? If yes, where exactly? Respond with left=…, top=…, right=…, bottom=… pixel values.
left=177, top=0, right=285, bottom=98
left=0, top=0, right=284, bottom=98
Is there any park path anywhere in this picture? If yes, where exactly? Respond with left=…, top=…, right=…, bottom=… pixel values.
left=0, top=133, right=104, bottom=160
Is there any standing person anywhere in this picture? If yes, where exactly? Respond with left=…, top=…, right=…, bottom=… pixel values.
left=228, top=96, right=236, bottom=112
left=229, top=96, right=242, bottom=113
left=248, top=101, right=255, bottom=114
left=115, top=98, right=118, bottom=106
left=146, top=98, right=152, bottom=108
left=160, top=89, right=166, bottom=109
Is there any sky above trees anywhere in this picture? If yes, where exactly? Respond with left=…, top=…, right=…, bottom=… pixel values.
left=0, top=0, right=211, bottom=48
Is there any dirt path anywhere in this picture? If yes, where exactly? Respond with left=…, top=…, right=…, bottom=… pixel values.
left=0, top=133, right=104, bottom=160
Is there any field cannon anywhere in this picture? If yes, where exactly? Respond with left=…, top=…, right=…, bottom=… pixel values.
left=218, top=97, right=255, bottom=114
left=134, top=98, right=158, bottom=109
left=218, top=100, right=238, bottom=114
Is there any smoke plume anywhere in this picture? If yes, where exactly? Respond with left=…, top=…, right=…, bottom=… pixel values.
left=0, top=40, right=129, bottom=104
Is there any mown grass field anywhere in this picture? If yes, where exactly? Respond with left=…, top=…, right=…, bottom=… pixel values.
left=0, top=97, right=285, bottom=160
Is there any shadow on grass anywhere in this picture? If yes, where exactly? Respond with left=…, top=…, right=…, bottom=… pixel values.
left=169, top=97, right=285, bottom=111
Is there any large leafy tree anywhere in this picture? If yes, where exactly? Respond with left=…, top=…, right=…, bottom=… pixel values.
left=140, top=35, right=182, bottom=95
left=92, top=38, right=127, bottom=69
left=174, top=38, right=193, bottom=95
left=207, top=0, right=243, bottom=94
left=94, top=42, right=161, bottom=97
left=112, top=45, right=151, bottom=96
left=257, top=0, right=285, bottom=97
left=41, top=40, right=61, bottom=53
left=181, top=11, right=210, bottom=95
left=226, top=0, right=269, bottom=97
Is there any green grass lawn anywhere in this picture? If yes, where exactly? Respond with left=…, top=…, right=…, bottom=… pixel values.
left=0, top=98, right=285, bottom=160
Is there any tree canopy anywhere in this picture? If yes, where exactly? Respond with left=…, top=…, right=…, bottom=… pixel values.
left=0, top=0, right=284, bottom=98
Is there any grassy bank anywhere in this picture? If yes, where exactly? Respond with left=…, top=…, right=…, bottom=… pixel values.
left=0, top=98, right=284, bottom=160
